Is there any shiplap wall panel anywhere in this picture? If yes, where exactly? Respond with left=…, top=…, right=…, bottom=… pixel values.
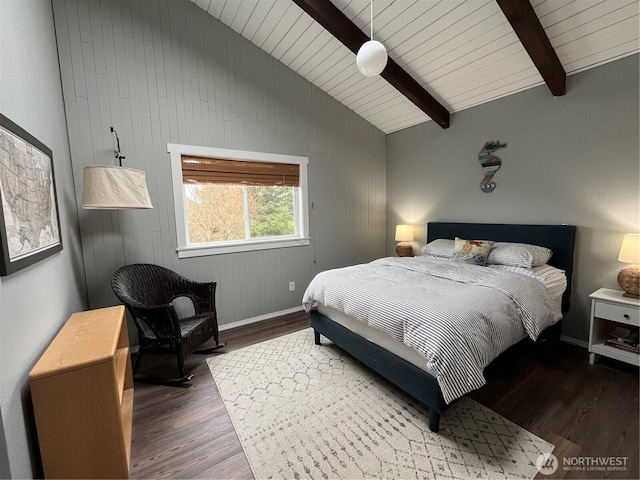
left=198, top=0, right=638, bottom=133
left=332, top=76, right=386, bottom=103
left=308, top=50, right=350, bottom=85
left=436, top=47, right=533, bottom=97
left=564, top=40, right=638, bottom=73
left=53, top=0, right=385, bottom=325
left=449, top=70, right=541, bottom=111
left=279, top=22, right=324, bottom=65
left=377, top=112, right=427, bottom=135
left=241, top=0, right=274, bottom=41
left=367, top=1, right=432, bottom=41
left=261, top=4, right=302, bottom=53
left=270, top=14, right=314, bottom=60
left=195, top=0, right=210, bottom=12
left=334, top=74, right=385, bottom=103
left=296, top=35, right=343, bottom=78
left=383, top=1, right=468, bottom=55
left=55, top=9, right=76, bottom=103
left=252, top=1, right=290, bottom=47
left=401, top=5, right=502, bottom=72
left=408, top=18, right=509, bottom=81
left=359, top=101, right=427, bottom=135
left=556, top=15, right=639, bottom=61
left=231, top=2, right=259, bottom=34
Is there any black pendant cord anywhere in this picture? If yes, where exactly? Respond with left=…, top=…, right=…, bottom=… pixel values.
left=110, top=126, right=125, bottom=166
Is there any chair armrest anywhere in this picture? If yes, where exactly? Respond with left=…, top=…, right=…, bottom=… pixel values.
left=127, top=303, right=182, bottom=339
left=180, top=281, right=217, bottom=315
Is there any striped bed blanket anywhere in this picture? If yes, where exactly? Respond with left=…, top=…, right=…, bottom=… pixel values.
left=302, top=256, right=561, bottom=404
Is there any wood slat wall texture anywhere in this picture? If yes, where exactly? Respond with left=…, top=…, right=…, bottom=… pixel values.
left=52, top=0, right=386, bottom=332
left=195, top=0, right=639, bottom=133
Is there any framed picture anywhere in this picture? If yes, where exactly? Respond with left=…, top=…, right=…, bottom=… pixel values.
left=0, top=113, right=62, bottom=275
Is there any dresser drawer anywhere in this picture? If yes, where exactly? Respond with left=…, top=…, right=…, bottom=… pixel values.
left=594, top=301, right=640, bottom=325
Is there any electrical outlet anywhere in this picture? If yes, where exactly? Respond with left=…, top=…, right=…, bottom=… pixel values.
left=289, top=281, right=295, bottom=292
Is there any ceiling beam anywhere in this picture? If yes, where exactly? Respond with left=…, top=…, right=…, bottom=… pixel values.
left=496, top=0, right=566, bottom=96
left=291, top=0, right=450, bottom=129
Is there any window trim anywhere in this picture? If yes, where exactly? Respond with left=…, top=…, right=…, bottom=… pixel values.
left=167, top=143, right=310, bottom=258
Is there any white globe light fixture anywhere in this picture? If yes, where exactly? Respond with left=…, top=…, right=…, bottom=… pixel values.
left=357, top=40, right=387, bottom=77
left=356, top=0, right=387, bottom=77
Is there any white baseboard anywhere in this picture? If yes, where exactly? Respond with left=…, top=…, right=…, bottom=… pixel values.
left=560, top=335, right=588, bottom=348
left=219, top=306, right=305, bottom=331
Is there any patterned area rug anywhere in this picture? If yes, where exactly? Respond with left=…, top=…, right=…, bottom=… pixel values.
left=207, top=329, right=552, bottom=479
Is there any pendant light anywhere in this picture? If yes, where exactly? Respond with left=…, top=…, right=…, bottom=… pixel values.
left=356, top=0, right=387, bottom=77
left=81, top=127, right=153, bottom=209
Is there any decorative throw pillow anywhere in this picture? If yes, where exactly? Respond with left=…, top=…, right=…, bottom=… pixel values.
left=452, top=237, right=494, bottom=266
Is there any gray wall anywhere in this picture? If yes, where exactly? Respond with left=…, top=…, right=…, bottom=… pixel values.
left=0, top=1, right=87, bottom=478
left=386, top=54, right=640, bottom=342
left=52, top=0, right=386, bottom=327
left=4, top=1, right=631, bottom=475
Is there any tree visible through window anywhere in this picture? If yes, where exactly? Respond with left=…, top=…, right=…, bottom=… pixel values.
left=248, top=186, right=294, bottom=238
left=168, top=144, right=309, bottom=257
left=184, top=183, right=294, bottom=244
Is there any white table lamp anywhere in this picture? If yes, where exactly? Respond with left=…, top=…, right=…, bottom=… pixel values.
left=618, top=233, right=640, bottom=298
left=395, top=225, right=414, bottom=257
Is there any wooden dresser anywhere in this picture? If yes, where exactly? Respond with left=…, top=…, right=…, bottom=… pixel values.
left=29, top=306, right=133, bottom=479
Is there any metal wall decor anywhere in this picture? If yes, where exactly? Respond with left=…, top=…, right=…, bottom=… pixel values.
left=478, top=141, right=507, bottom=192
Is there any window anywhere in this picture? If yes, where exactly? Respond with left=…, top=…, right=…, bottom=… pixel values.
left=168, top=144, right=309, bottom=257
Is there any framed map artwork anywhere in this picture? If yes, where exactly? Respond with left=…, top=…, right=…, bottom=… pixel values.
left=0, top=114, right=62, bottom=276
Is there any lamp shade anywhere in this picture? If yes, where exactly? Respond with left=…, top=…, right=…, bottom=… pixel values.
left=395, top=225, right=414, bottom=242
left=356, top=40, right=388, bottom=77
left=618, top=233, right=640, bottom=264
left=82, top=165, right=152, bottom=209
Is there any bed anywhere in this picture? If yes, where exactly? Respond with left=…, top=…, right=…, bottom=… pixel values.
left=303, top=222, right=576, bottom=432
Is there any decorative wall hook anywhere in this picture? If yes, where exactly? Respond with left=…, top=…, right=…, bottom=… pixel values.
left=110, top=127, right=125, bottom=166
left=478, top=141, right=506, bottom=192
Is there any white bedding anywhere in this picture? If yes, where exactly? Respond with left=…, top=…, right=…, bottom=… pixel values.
left=302, top=256, right=562, bottom=404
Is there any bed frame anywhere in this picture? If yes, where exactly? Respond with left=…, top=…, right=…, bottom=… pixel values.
left=311, top=222, right=577, bottom=432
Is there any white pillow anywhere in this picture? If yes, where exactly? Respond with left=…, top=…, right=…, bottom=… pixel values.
left=421, top=239, right=454, bottom=258
left=423, top=254, right=452, bottom=261
left=422, top=239, right=553, bottom=268
left=486, top=242, right=552, bottom=267
left=487, top=264, right=566, bottom=297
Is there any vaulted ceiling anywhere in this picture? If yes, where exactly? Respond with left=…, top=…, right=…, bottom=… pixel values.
left=192, top=0, right=639, bottom=134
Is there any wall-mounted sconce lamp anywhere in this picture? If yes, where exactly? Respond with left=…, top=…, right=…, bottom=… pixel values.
left=81, top=127, right=152, bottom=209
left=395, top=225, right=414, bottom=257
left=618, top=233, right=640, bottom=298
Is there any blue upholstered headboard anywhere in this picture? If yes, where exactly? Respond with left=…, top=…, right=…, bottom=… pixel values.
left=426, top=222, right=577, bottom=313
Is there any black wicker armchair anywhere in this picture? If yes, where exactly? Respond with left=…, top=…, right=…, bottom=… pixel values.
left=111, top=263, right=224, bottom=382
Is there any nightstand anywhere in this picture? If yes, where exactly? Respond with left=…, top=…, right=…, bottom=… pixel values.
left=588, top=288, right=640, bottom=366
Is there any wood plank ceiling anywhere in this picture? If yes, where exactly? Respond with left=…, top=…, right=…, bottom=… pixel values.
left=193, top=0, right=640, bottom=134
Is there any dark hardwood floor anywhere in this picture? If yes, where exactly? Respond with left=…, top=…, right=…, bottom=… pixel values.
left=130, top=313, right=639, bottom=479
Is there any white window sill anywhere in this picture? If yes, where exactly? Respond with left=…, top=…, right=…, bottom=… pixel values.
left=177, top=237, right=310, bottom=258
